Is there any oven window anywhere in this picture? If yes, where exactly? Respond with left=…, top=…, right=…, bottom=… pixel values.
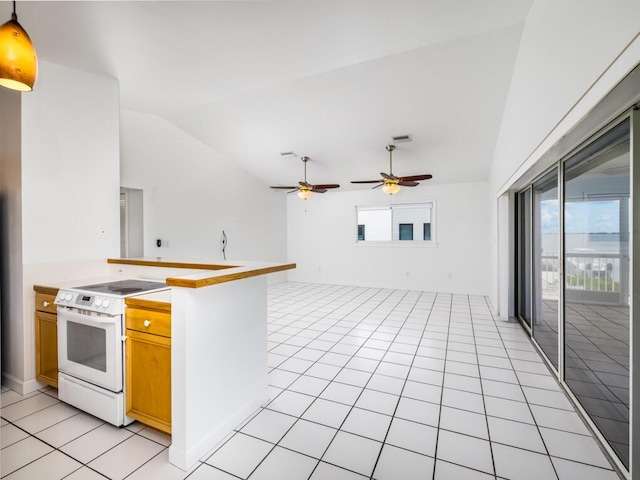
left=67, top=321, right=107, bottom=372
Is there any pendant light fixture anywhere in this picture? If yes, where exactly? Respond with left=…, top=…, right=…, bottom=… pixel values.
left=0, top=1, right=37, bottom=92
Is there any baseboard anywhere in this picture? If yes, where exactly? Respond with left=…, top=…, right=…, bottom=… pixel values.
left=168, top=387, right=270, bottom=471
left=1, top=372, right=44, bottom=395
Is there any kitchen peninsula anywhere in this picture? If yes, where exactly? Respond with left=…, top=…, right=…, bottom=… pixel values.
left=108, top=257, right=295, bottom=470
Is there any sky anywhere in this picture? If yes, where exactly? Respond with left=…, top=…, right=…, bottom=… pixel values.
left=540, top=199, right=620, bottom=234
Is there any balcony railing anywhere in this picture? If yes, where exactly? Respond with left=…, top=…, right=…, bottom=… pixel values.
left=540, top=252, right=629, bottom=304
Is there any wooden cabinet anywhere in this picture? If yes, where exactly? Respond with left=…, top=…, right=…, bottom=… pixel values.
left=34, top=287, right=59, bottom=388
left=125, top=302, right=172, bottom=434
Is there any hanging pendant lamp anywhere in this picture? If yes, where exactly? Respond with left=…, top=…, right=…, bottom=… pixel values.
left=0, top=1, right=37, bottom=92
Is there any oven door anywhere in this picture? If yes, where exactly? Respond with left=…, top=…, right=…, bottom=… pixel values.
left=57, top=308, right=123, bottom=392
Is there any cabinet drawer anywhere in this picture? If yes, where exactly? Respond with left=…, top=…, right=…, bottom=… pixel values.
left=126, top=308, right=171, bottom=337
left=35, top=292, right=57, bottom=314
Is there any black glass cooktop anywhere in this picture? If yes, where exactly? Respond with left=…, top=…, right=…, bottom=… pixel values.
left=73, top=279, right=167, bottom=296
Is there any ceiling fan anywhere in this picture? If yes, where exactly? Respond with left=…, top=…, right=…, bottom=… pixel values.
left=270, top=156, right=340, bottom=199
left=351, top=144, right=432, bottom=194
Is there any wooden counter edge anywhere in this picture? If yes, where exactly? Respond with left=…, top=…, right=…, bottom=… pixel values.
left=33, top=285, right=60, bottom=295
left=108, top=258, right=239, bottom=270
left=166, top=263, right=296, bottom=288
left=125, top=297, right=172, bottom=312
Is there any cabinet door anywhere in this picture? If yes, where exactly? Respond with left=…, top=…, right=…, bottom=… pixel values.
left=126, top=329, right=171, bottom=434
left=35, top=311, right=58, bottom=388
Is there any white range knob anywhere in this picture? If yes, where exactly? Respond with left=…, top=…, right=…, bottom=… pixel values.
left=65, top=293, right=73, bottom=301
left=102, top=299, right=111, bottom=308
left=95, top=298, right=103, bottom=307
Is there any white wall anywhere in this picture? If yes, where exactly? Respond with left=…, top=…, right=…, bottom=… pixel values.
left=120, top=111, right=287, bottom=264
left=488, top=0, right=640, bottom=314
left=1, top=61, right=120, bottom=392
left=287, top=182, right=490, bottom=295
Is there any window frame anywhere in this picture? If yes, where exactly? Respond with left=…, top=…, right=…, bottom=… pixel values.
left=354, top=201, right=437, bottom=247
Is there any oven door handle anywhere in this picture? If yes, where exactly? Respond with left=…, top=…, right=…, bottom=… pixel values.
left=58, top=308, right=119, bottom=324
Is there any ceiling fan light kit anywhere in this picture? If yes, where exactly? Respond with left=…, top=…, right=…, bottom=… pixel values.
left=0, top=1, right=37, bottom=92
left=351, top=143, right=432, bottom=195
left=270, top=155, right=340, bottom=200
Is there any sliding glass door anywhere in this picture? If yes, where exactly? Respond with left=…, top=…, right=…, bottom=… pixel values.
left=563, top=119, right=630, bottom=468
left=532, top=169, right=559, bottom=369
left=516, top=189, right=532, bottom=329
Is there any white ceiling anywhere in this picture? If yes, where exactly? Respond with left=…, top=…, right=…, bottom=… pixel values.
left=16, top=0, right=534, bottom=190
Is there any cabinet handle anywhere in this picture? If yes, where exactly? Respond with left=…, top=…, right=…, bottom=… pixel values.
left=43, top=301, right=50, bottom=307
left=144, top=320, right=151, bottom=328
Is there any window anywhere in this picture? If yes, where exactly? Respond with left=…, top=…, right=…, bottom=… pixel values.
left=355, top=202, right=434, bottom=244
left=399, top=224, right=413, bottom=240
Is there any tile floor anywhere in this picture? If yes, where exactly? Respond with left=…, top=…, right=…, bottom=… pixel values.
left=1, top=282, right=623, bottom=479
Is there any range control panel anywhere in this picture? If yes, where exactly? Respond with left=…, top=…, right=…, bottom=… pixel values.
left=55, top=290, right=125, bottom=316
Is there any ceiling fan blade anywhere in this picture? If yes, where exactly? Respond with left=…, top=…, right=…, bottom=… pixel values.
left=380, top=172, right=398, bottom=181
left=313, top=184, right=340, bottom=189
left=270, top=186, right=298, bottom=190
left=398, top=181, right=419, bottom=187
left=286, top=189, right=299, bottom=194
left=399, top=174, right=432, bottom=182
left=313, top=189, right=327, bottom=193
left=372, top=183, right=384, bottom=190
left=351, top=180, right=383, bottom=184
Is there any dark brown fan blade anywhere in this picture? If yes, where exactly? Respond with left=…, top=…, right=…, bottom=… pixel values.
left=313, top=189, right=327, bottom=193
left=399, top=174, right=432, bottom=182
left=270, top=186, right=298, bottom=190
left=312, top=184, right=340, bottom=189
left=398, top=181, right=419, bottom=187
left=351, top=180, right=383, bottom=184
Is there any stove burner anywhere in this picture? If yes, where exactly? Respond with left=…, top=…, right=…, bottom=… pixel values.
left=73, top=279, right=167, bottom=296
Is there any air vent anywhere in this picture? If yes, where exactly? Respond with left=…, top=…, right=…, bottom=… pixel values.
left=392, top=134, right=412, bottom=143
left=280, top=151, right=297, bottom=158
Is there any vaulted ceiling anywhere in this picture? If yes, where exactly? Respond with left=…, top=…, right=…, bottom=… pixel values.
left=16, top=0, right=534, bottom=190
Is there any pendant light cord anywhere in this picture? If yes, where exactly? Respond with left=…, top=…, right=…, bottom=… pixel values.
left=12, top=1, right=17, bottom=21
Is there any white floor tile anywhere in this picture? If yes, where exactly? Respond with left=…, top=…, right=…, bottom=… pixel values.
left=126, top=449, right=199, bottom=480
left=267, top=369, right=300, bottom=389
left=0, top=393, right=60, bottom=422
left=407, top=367, right=444, bottom=386
left=35, top=412, right=104, bottom=448
left=434, top=460, right=495, bottom=479
left=529, top=404, right=591, bottom=435
left=479, top=365, right=520, bottom=384
left=487, top=416, right=546, bottom=453
left=241, top=408, right=297, bottom=443
left=439, top=406, right=488, bottom=440
left=14, top=402, right=80, bottom=434
left=320, top=382, right=363, bottom=406
left=385, top=417, right=437, bottom=456
left=492, top=442, right=557, bottom=480
left=341, top=407, right=392, bottom=442
left=551, top=456, right=620, bottom=480
left=266, top=390, right=315, bottom=417
left=3, top=450, right=82, bottom=480
left=302, top=398, right=351, bottom=429
left=374, top=362, right=410, bottom=380
left=62, top=466, right=108, bottom=480
left=355, top=389, right=399, bottom=416
left=309, top=461, right=368, bottom=479
left=394, top=396, right=440, bottom=427
left=137, top=425, right=172, bottom=446
left=445, top=360, right=480, bottom=378
left=1, top=423, right=30, bottom=448
left=305, top=363, right=342, bottom=380
left=0, top=436, right=53, bottom=477
left=539, top=427, right=612, bottom=468
left=279, top=419, right=336, bottom=458
left=187, top=463, right=238, bottom=480
left=443, top=372, right=482, bottom=394
left=402, top=381, right=442, bottom=404
left=204, top=432, right=273, bottom=478
left=516, top=371, right=562, bottom=391
left=59, top=423, right=134, bottom=464
left=250, top=446, right=318, bottom=480
left=484, top=396, right=534, bottom=424
left=289, top=375, right=330, bottom=397
left=481, top=378, right=526, bottom=402
left=436, top=430, right=494, bottom=475
left=441, top=388, right=485, bottom=414
left=521, top=386, right=574, bottom=411
left=334, top=368, right=372, bottom=388
left=322, top=431, right=382, bottom=477
left=1, top=417, right=7, bottom=426
left=0, top=390, right=39, bottom=409
left=373, top=444, right=434, bottom=480
left=366, top=374, right=405, bottom=395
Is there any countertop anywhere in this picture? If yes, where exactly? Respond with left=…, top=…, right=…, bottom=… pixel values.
left=125, top=289, right=172, bottom=311
left=108, top=258, right=296, bottom=288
